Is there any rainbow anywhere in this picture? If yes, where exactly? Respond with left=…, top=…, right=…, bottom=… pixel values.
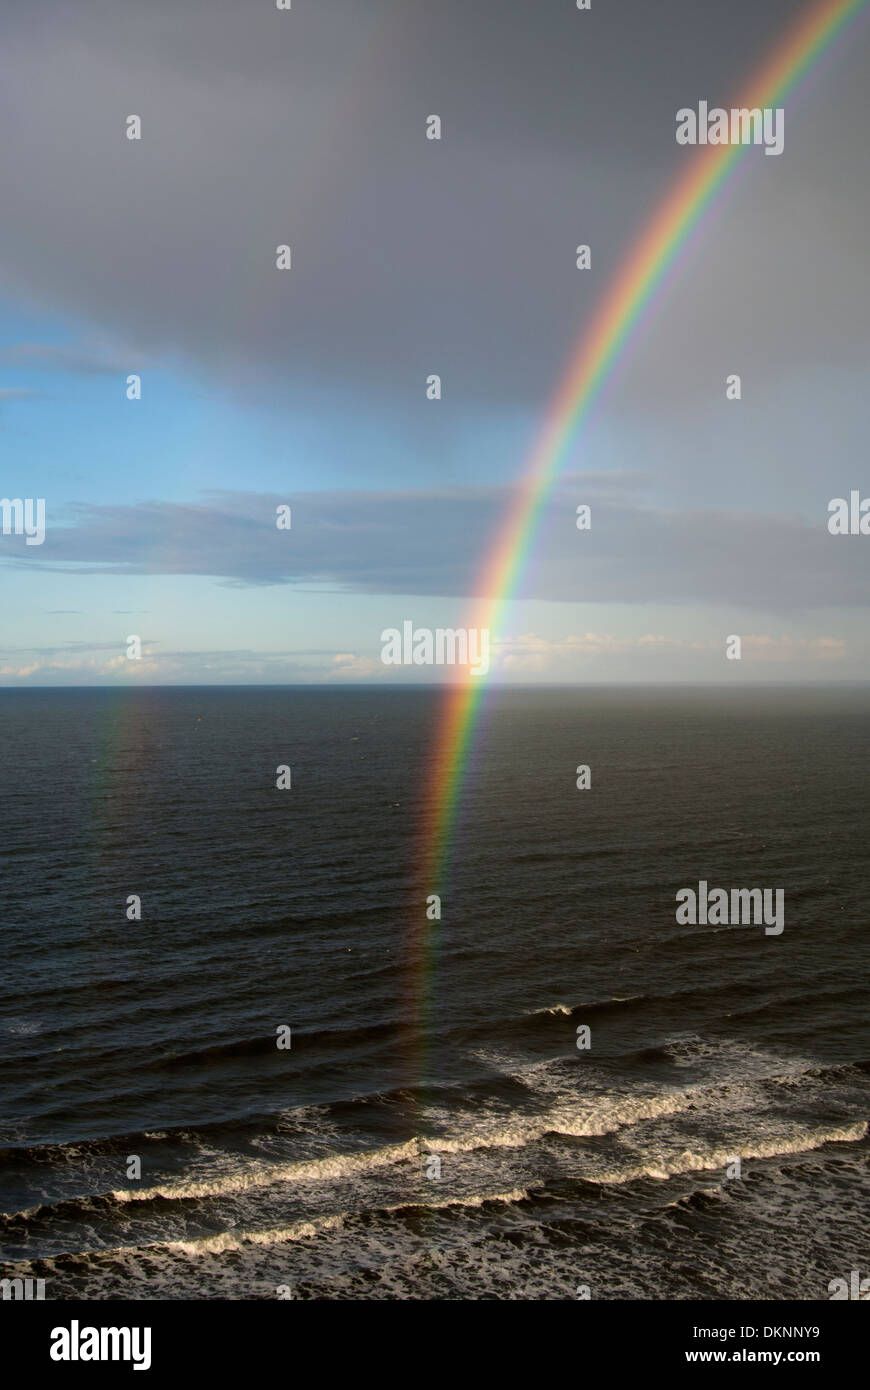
left=412, top=0, right=868, bottom=1047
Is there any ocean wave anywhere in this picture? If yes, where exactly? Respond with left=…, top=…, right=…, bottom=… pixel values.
left=2, top=1187, right=537, bottom=1266
left=525, top=996, right=645, bottom=1020
left=154, top=1187, right=536, bottom=1257
left=588, top=1119, right=868, bottom=1185
left=110, top=1139, right=421, bottom=1203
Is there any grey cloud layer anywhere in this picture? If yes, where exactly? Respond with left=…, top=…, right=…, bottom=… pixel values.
left=2, top=481, right=864, bottom=610
left=1, top=0, right=866, bottom=414
left=0, top=343, right=141, bottom=375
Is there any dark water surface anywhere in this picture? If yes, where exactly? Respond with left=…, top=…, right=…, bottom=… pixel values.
left=1, top=685, right=867, bottom=1298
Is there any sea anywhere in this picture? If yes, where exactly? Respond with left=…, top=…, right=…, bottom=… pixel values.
left=0, top=685, right=868, bottom=1300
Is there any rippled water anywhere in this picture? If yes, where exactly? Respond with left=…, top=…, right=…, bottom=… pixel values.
left=1, top=686, right=867, bottom=1298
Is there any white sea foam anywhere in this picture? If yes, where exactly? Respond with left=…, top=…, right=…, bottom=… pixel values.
left=589, top=1119, right=868, bottom=1184
left=111, top=1138, right=421, bottom=1203
left=99, top=1188, right=536, bottom=1259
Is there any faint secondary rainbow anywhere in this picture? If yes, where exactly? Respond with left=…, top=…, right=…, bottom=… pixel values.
left=412, top=0, right=868, bottom=1014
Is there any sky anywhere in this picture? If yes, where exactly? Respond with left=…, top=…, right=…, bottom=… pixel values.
left=1, top=0, right=869, bottom=684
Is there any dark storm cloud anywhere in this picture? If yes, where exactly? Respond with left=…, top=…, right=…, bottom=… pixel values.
left=1, top=0, right=865, bottom=414
left=1, top=479, right=865, bottom=611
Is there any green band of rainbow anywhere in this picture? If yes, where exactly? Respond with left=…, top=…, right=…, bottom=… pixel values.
left=411, top=0, right=868, bottom=1061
